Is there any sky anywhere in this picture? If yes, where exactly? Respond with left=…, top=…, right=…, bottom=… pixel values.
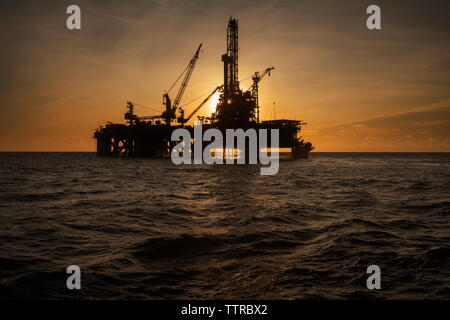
left=0, top=0, right=449, bottom=151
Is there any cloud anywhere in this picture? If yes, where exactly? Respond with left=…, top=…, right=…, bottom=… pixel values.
left=312, top=102, right=450, bottom=151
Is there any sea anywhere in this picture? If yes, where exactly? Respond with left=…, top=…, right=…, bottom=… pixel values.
left=0, top=152, right=449, bottom=299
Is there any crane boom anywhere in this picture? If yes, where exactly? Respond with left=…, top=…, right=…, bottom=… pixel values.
left=181, top=86, right=222, bottom=124
left=248, top=67, right=274, bottom=123
left=247, top=67, right=274, bottom=92
left=173, top=43, right=203, bottom=111
left=162, top=43, right=202, bottom=126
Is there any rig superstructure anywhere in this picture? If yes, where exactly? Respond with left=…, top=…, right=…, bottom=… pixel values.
left=94, top=17, right=313, bottom=159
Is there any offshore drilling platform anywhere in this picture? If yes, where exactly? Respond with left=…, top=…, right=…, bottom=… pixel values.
left=94, top=18, right=313, bottom=159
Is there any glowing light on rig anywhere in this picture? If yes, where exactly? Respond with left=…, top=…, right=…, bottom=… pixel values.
left=205, top=91, right=221, bottom=114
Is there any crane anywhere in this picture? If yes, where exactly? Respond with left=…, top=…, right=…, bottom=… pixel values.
left=162, top=43, right=203, bottom=126
left=247, top=67, right=274, bottom=123
left=178, top=86, right=223, bottom=125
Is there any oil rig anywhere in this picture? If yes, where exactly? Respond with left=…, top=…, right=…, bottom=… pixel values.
left=94, top=17, right=313, bottom=159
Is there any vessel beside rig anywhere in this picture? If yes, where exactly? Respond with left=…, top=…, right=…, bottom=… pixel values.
left=94, top=17, right=313, bottom=159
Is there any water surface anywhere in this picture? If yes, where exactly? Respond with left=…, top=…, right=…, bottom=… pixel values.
left=0, top=152, right=449, bottom=299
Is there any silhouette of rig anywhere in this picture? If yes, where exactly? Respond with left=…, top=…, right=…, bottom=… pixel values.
left=94, top=17, right=313, bottom=159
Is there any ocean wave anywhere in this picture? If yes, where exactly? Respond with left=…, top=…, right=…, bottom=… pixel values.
left=1, top=152, right=449, bottom=299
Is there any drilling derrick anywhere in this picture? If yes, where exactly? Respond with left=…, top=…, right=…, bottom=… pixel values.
left=222, top=18, right=239, bottom=100
left=215, top=17, right=256, bottom=129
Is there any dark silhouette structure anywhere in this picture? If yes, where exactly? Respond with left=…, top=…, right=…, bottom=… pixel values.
left=94, top=17, right=313, bottom=159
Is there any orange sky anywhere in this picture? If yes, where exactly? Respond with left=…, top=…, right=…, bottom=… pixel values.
left=0, top=0, right=449, bottom=152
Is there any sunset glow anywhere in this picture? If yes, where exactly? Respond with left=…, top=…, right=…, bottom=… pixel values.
left=0, top=0, right=448, bottom=152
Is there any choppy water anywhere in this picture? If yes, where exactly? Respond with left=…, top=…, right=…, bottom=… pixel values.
left=0, top=152, right=449, bottom=299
